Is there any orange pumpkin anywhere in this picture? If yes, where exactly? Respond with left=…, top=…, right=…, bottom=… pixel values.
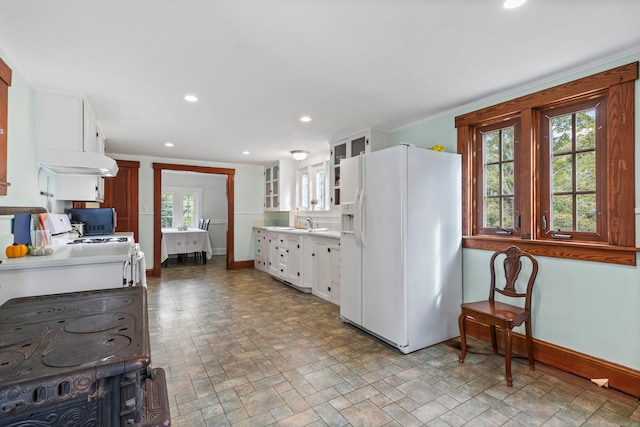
left=6, top=243, right=28, bottom=258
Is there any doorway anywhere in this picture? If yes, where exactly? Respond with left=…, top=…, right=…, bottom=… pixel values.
left=152, top=163, right=238, bottom=277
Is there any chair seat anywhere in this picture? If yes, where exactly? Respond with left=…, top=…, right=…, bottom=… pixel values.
left=460, top=301, right=528, bottom=327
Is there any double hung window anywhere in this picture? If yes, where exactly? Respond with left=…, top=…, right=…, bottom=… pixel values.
left=457, top=62, right=638, bottom=265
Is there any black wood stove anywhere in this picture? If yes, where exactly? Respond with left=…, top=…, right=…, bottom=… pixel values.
left=0, top=286, right=170, bottom=426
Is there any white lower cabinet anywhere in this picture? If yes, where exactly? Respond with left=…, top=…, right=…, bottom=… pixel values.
left=268, top=233, right=286, bottom=277
left=254, top=228, right=340, bottom=301
left=285, top=235, right=302, bottom=286
left=330, top=246, right=341, bottom=305
left=254, top=229, right=268, bottom=272
left=312, top=238, right=341, bottom=305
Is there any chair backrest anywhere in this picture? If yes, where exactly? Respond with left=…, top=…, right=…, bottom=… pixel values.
left=488, top=246, right=538, bottom=311
left=200, top=219, right=210, bottom=230
left=198, top=218, right=204, bottom=229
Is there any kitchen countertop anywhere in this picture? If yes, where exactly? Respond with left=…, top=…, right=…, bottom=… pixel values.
left=0, top=239, right=133, bottom=271
left=254, top=226, right=340, bottom=239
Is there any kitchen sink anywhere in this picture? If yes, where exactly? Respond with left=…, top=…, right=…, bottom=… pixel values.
left=307, top=228, right=331, bottom=232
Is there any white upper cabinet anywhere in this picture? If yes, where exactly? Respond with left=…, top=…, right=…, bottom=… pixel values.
left=35, top=91, right=100, bottom=154
left=264, top=160, right=295, bottom=211
left=55, top=174, right=104, bottom=203
left=329, top=128, right=387, bottom=209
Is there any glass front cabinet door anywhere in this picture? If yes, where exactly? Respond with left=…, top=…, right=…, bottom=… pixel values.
left=329, top=128, right=388, bottom=209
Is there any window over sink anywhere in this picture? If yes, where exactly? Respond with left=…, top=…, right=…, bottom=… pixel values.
left=296, top=162, right=328, bottom=210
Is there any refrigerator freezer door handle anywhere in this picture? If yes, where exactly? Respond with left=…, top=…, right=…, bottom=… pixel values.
left=358, top=188, right=365, bottom=247
left=354, top=188, right=361, bottom=247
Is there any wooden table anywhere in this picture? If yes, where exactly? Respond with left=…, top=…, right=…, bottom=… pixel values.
left=161, top=228, right=212, bottom=264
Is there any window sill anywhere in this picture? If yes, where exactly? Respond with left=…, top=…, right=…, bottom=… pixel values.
left=463, top=235, right=639, bottom=266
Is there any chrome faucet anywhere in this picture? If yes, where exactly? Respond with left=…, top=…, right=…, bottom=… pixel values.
left=306, top=217, right=313, bottom=230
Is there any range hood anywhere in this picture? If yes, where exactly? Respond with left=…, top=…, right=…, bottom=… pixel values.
left=36, top=148, right=119, bottom=177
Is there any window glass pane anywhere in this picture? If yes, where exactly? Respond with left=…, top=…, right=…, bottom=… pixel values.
left=576, top=108, right=596, bottom=151
left=483, top=130, right=500, bottom=163
left=161, top=193, right=173, bottom=228
left=484, top=198, right=500, bottom=228
left=315, top=169, right=325, bottom=207
left=502, top=197, right=514, bottom=228
left=502, top=162, right=514, bottom=195
left=576, top=193, right=596, bottom=232
left=485, top=164, right=500, bottom=196
left=551, top=114, right=572, bottom=154
left=552, top=154, right=573, bottom=193
left=552, top=194, right=573, bottom=230
left=502, top=127, right=514, bottom=161
left=182, top=194, right=195, bottom=227
left=576, top=152, right=596, bottom=192
left=301, top=172, right=309, bottom=208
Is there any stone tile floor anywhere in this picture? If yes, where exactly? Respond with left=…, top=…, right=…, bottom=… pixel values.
left=147, top=256, right=640, bottom=426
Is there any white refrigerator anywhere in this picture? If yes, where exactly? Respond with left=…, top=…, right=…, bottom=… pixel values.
left=340, top=144, right=462, bottom=354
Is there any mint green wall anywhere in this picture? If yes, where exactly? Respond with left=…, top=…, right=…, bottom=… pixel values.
left=389, top=53, right=640, bottom=371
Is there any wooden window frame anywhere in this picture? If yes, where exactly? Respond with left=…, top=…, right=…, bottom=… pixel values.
left=456, top=62, right=638, bottom=265
left=475, top=118, right=521, bottom=237
left=539, top=97, right=607, bottom=243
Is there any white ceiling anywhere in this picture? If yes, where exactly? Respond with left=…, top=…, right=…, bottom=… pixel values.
left=1, top=0, right=640, bottom=165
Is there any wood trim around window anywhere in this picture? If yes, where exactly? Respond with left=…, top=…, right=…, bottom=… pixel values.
left=457, top=62, right=639, bottom=265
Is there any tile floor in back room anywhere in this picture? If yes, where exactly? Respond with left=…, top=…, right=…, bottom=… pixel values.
left=146, top=255, right=640, bottom=427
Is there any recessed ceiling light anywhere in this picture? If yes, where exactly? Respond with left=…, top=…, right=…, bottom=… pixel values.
left=242, top=150, right=250, bottom=155
left=184, top=94, right=198, bottom=102
left=164, top=142, right=174, bottom=147
left=300, top=116, right=312, bottom=122
left=503, top=0, right=526, bottom=9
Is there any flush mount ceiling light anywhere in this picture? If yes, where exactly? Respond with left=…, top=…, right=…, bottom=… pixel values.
left=184, top=94, right=198, bottom=102
left=290, top=150, right=309, bottom=161
left=300, top=116, right=312, bottom=122
left=503, top=0, right=526, bottom=9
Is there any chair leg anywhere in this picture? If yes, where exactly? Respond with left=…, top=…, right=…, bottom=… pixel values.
left=202, top=251, right=207, bottom=264
left=504, top=328, right=513, bottom=387
left=525, top=319, right=535, bottom=370
left=489, top=325, right=498, bottom=353
left=458, top=314, right=468, bottom=363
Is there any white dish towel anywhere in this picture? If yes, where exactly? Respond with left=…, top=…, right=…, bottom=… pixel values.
left=136, top=251, right=147, bottom=287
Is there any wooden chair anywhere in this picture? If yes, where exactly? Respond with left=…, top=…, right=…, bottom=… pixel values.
left=458, top=246, right=539, bottom=386
left=193, top=219, right=210, bottom=263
